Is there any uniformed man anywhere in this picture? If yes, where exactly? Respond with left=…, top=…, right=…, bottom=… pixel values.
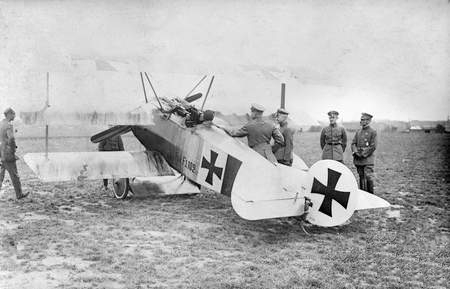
left=225, top=104, right=284, bottom=163
left=98, top=134, right=124, bottom=190
left=320, top=110, right=347, bottom=163
left=351, top=113, right=377, bottom=194
left=272, top=108, right=294, bottom=166
left=0, top=108, right=29, bottom=199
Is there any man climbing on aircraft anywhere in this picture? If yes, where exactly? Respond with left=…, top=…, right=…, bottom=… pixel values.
left=272, top=108, right=294, bottom=166
left=224, top=103, right=284, bottom=163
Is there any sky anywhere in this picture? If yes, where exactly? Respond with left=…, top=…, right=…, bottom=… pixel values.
left=0, top=0, right=449, bottom=123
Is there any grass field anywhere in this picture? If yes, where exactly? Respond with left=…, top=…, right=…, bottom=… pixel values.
left=0, top=131, right=448, bottom=289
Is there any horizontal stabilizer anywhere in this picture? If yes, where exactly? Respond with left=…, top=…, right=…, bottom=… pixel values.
left=355, top=189, right=390, bottom=210
left=24, top=151, right=173, bottom=182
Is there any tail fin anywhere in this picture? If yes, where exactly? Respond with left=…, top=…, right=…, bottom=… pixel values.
left=304, top=160, right=389, bottom=227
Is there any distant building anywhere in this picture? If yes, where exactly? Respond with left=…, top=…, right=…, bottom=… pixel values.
left=408, top=120, right=448, bottom=133
left=409, top=125, right=423, bottom=131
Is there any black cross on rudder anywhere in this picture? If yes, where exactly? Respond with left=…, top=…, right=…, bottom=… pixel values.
left=311, top=168, right=350, bottom=217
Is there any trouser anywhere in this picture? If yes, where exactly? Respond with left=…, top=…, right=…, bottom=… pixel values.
left=356, top=165, right=374, bottom=194
left=0, top=161, right=23, bottom=198
left=103, top=179, right=108, bottom=188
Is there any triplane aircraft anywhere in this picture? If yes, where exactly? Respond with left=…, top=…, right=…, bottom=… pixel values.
left=24, top=73, right=390, bottom=227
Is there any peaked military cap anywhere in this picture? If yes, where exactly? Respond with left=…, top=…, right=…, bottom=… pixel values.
left=277, top=108, right=289, bottom=115
left=361, top=112, right=373, bottom=119
left=251, top=103, right=265, bottom=112
left=3, top=107, right=15, bottom=116
left=327, top=110, right=339, bottom=116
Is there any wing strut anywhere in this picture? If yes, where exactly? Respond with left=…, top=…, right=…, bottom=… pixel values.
left=201, top=75, right=215, bottom=110
left=140, top=72, right=149, bottom=103
left=143, top=72, right=164, bottom=111
left=45, top=72, right=50, bottom=159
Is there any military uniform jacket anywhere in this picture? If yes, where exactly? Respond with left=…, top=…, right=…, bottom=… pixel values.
left=231, top=119, right=284, bottom=162
left=231, top=119, right=284, bottom=148
left=351, top=126, right=377, bottom=165
left=320, top=124, right=347, bottom=161
left=0, top=119, right=16, bottom=162
left=98, top=135, right=124, bottom=151
left=272, top=124, right=294, bottom=162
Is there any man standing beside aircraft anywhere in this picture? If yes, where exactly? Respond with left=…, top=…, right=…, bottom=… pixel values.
left=351, top=113, right=377, bottom=194
left=272, top=108, right=294, bottom=166
left=320, top=110, right=347, bottom=163
left=225, top=104, right=284, bottom=163
left=0, top=108, right=29, bottom=199
left=98, top=134, right=124, bottom=191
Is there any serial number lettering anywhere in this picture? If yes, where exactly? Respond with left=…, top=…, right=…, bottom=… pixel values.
left=182, top=156, right=197, bottom=174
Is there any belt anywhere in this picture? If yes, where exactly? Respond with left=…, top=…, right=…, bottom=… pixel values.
left=326, top=142, right=341, bottom=145
left=250, top=142, right=270, bottom=149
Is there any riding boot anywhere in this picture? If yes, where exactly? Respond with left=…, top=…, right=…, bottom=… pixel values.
left=357, top=176, right=363, bottom=191
left=366, top=179, right=374, bottom=194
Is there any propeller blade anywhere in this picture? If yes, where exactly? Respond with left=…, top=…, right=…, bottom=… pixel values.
left=184, top=93, right=203, bottom=103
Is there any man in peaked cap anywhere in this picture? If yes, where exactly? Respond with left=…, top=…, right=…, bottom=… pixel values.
left=351, top=112, right=377, bottom=194
left=250, top=103, right=265, bottom=112
left=0, top=108, right=29, bottom=199
left=272, top=108, right=295, bottom=166
left=225, top=103, right=284, bottom=163
left=320, top=110, right=347, bottom=163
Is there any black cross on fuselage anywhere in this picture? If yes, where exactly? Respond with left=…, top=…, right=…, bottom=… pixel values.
left=311, top=168, right=350, bottom=217
left=201, top=150, right=223, bottom=186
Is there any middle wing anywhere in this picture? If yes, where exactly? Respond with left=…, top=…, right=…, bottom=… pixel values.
left=24, top=151, right=173, bottom=182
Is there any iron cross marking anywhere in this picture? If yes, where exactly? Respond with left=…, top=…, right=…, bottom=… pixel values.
left=311, top=168, right=350, bottom=217
left=201, top=150, right=223, bottom=186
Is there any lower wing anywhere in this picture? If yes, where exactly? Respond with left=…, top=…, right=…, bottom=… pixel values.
left=24, top=150, right=173, bottom=182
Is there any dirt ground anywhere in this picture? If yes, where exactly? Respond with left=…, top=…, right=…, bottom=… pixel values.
left=0, top=131, right=448, bottom=289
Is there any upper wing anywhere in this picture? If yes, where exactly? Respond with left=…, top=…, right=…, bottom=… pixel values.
left=24, top=151, right=173, bottom=182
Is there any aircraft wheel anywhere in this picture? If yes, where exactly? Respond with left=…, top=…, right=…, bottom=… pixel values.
left=112, top=178, right=130, bottom=199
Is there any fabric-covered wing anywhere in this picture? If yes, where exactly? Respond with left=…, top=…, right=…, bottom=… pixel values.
left=24, top=151, right=173, bottom=182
